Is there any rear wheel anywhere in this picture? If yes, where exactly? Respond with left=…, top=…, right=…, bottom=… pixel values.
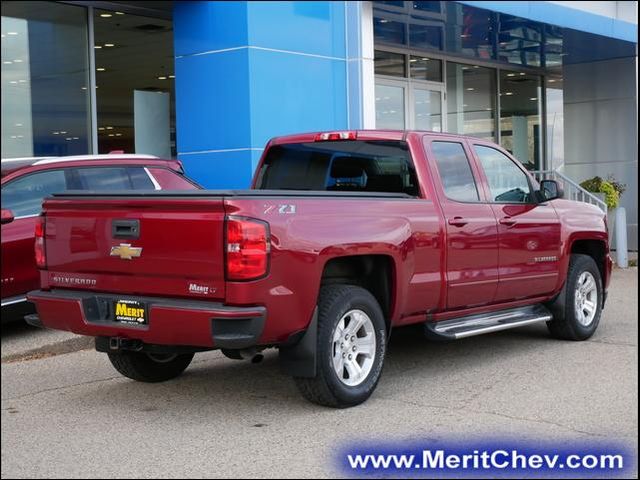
left=547, top=254, right=603, bottom=340
left=107, top=351, right=194, bottom=382
left=294, top=285, right=387, bottom=408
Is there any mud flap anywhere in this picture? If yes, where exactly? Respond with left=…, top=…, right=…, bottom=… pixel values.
left=278, top=308, right=317, bottom=378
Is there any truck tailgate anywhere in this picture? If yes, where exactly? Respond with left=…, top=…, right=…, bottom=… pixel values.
left=42, top=196, right=226, bottom=300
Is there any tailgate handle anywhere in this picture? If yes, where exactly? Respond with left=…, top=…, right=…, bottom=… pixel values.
left=112, top=219, right=140, bottom=239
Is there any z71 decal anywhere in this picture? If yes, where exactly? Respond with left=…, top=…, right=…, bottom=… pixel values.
left=263, top=204, right=296, bottom=215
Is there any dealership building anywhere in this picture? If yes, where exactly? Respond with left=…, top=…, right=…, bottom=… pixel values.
left=1, top=1, right=638, bottom=248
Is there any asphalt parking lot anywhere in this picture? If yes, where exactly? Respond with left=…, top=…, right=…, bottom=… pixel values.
left=1, top=268, right=637, bottom=478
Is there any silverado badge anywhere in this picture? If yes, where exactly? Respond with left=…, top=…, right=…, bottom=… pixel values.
left=110, top=243, right=142, bottom=260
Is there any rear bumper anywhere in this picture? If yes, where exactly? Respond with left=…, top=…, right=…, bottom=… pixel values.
left=27, top=289, right=265, bottom=349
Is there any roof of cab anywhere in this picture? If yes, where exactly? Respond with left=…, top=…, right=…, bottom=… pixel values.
left=268, top=129, right=472, bottom=145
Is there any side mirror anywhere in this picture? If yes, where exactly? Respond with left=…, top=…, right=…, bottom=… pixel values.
left=1, top=208, right=15, bottom=225
left=539, top=179, right=564, bottom=201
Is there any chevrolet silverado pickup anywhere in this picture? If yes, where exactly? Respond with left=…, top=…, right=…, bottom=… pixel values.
left=26, top=130, right=612, bottom=408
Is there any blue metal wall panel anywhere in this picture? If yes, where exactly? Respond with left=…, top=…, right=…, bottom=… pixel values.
left=246, top=1, right=346, bottom=57
left=177, top=150, right=255, bottom=189
left=173, top=1, right=353, bottom=188
left=174, top=48, right=251, bottom=154
left=247, top=48, right=348, bottom=149
left=173, top=1, right=248, bottom=57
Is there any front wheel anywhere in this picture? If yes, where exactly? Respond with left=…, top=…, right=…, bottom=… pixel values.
left=294, top=285, right=387, bottom=408
left=107, top=351, right=194, bottom=382
left=547, top=254, right=603, bottom=341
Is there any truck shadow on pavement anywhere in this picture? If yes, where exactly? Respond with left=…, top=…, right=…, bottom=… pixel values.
left=67, top=323, right=555, bottom=413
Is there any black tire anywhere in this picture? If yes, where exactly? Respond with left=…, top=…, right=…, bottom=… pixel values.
left=221, top=349, right=244, bottom=360
left=107, top=351, right=194, bottom=382
left=546, top=254, right=603, bottom=341
left=294, top=285, right=387, bottom=408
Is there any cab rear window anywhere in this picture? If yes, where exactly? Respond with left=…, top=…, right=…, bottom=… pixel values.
left=256, top=140, right=420, bottom=196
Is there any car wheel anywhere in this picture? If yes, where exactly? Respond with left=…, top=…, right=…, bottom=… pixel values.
left=547, top=254, right=603, bottom=341
left=294, top=285, right=387, bottom=408
left=107, top=351, right=194, bottom=382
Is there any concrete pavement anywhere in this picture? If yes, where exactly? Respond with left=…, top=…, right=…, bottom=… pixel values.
left=1, top=269, right=637, bottom=478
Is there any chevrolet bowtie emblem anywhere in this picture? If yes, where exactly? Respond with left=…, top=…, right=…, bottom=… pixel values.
left=110, top=243, right=142, bottom=260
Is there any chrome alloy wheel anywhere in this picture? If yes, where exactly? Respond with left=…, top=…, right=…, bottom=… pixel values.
left=331, top=309, right=377, bottom=387
left=574, top=271, right=598, bottom=326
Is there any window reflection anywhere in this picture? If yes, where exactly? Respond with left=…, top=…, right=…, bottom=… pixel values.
left=375, top=84, right=405, bottom=129
left=446, top=62, right=496, bottom=141
left=445, top=4, right=496, bottom=60
left=409, top=56, right=441, bottom=82
left=374, top=50, right=406, bottom=77
left=499, top=70, right=542, bottom=170
left=374, top=15, right=406, bottom=45
left=1, top=2, right=90, bottom=158
left=413, top=89, right=442, bottom=132
left=409, top=16, right=443, bottom=50
left=94, top=9, right=175, bottom=157
left=497, top=15, right=542, bottom=67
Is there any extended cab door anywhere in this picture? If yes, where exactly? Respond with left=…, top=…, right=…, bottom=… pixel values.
left=424, top=137, right=499, bottom=310
left=470, top=143, right=562, bottom=302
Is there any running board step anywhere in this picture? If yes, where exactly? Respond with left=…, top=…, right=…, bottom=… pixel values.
left=424, top=305, right=552, bottom=340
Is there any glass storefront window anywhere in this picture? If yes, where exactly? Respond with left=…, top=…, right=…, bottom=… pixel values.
left=374, top=15, right=406, bottom=46
left=1, top=2, right=90, bottom=158
left=409, top=56, right=441, bottom=82
left=544, top=25, right=564, bottom=68
left=499, top=70, right=542, bottom=170
left=545, top=74, right=564, bottom=171
left=374, top=50, right=406, bottom=77
left=375, top=84, right=405, bottom=129
left=412, top=2, right=443, bottom=15
left=413, top=88, right=442, bottom=132
left=446, top=62, right=496, bottom=141
left=445, top=4, right=496, bottom=60
left=497, top=15, right=542, bottom=67
left=94, top=9, right=175, bottom=157
left=408, top=16, right=443, bottom=50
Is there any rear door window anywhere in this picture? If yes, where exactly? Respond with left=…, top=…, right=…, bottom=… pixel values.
left=256, top=140, right=420, bottom=196
left=430, top=141, right=480, bottom=202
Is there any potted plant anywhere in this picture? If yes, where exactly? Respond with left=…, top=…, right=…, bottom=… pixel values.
left=579, top=175, right=626, bottom=246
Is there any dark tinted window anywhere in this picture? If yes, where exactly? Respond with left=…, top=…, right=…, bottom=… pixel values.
left=409, top=56, right=442, bottom=82
left=430, top=141, right=479, bottom=202
left=75, top=167, right=154, bottom=190
left=1, top=170, right=67, bottom=217
left=129, top=167, right=156, bottom=189
left=474, top=145, right=532, bottom=203
left=374, top=50, right=406, bottom=77
left=257, top=141, right=420, bottom=196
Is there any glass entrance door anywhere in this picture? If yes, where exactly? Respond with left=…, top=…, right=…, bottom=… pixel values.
left=410, top=85, right=444, bottom=132
left=375, top=79, right=445, bottom=132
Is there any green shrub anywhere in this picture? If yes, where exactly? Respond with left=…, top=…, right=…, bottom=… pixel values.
left=606, top=174, right=627, bottom=197
left=579, top=176, right=620, bottom=209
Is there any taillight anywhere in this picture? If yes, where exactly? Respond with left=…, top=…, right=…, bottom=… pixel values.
left=225, top=216, right=270, bottom=281
left=314, top=131, right=357, bottom=141
left=35, top=215, right=46, bottom=269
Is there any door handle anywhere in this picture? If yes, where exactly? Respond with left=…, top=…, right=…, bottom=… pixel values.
left=499, top=217, right=517, bottom=227
left=448, top=217, right=468, bottom=227
left=112, top=219, right=140, bottom=239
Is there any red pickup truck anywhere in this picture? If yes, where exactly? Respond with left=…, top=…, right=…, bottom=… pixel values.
left=27, top=130, right=612, bottom=408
